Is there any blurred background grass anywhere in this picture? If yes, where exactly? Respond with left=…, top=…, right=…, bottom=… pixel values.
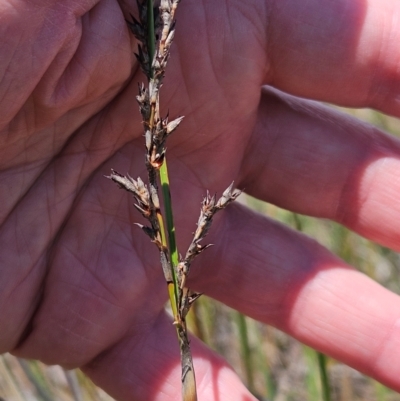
left=1, top=107, right=400, bottom=400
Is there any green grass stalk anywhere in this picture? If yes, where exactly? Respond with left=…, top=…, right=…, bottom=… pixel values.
left=17, top=359, right=53, bottom=401
left=160, top=161, right=180, bottom=308
left=145, top=4, right=197, bottom=400
left=317, top=352, right=331, bottom=401
left=293, top=214, right=332, bottom=401
left=236, top=313, right=255, bottom=393
left=146, top=0, right=180, bottom=316
left=303, top=346, right=320, bottom=401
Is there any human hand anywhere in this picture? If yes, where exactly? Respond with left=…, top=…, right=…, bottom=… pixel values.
left=2, top=0, right=400, bottom=400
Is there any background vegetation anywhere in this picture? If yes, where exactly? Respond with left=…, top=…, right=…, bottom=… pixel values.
left=1, top=107, right=399, bottom=401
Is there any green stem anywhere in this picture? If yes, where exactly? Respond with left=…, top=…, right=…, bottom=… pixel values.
left=18, top=359, right=54, bottom=401
left=147, top=0, right=179, bottom=314
left=160, top=160, right=180, bottom=303
left=145, top=4, right=197, bottom=399
left=293, top=212, right=331, bottom=401
left=236, top=313, right=255, bottom=392
left=147, top=0, right=156, bottom=76
left=317, top=352, right=331, bottom=401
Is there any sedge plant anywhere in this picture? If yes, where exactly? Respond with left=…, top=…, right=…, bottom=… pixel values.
left=107, top=1, right=240, bottom=400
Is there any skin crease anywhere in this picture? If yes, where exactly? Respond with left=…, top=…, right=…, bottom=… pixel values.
left=1, top=0, right=400, bottom=399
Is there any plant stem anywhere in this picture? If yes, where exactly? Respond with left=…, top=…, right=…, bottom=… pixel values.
left=147, top=0, right=155, bottom=76
left=146, top=0, right=180, bottom=316
left=292, top=213, right=331, bottom=401
left=317, top=352, right=331, bottom=401
left=146, top=4, right=198, bottom=399
left=160, top=161, right=180, bottom=305
left=118, top=3, right=240, bottom=399
left=236, top=312, right=255, bottom=393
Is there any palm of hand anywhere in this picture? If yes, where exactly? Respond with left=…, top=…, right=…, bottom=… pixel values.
left=2, top=0, right=400, bottom=400
left=1, top=0, right=264, bottom=396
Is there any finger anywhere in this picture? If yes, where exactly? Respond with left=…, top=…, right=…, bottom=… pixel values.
left=83, top=311, right=256, bottom=401
left=189, top=203, right=400, bottom=392
left=1, top=0, right=132, bottom=163
left=240, top=88, right=400, bottom=251
left=266, top=0, right=400, bottom=116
